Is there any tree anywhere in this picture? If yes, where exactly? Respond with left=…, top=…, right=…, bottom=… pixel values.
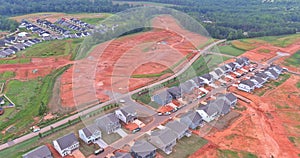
left=38, top=102, right=47, bottom=116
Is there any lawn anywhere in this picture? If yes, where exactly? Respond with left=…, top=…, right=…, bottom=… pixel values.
left=80, top=17, right=106, bottom=25
left=0, top=65, right=71, bottom=143
left=0, top=71, right=15, bottom=80
left=17, top=39, right=83, bottom=58
left=231, top=40, right=257, bottom=51
left=284, top=50, right=300, bottom=67
left=0, top=58, right=31, bottom=64
left=0, top=136, right=39, bottom=158
left=217, top=149, right=258, bottom=158
left=158, top=134, right=208, bottom=158
left=257, top=34, right=300, bottom=47
left=131, top=69, right=173, bottom=78
left=218, top=45, right=245, bottom=56
left=297, top=81, right=300, bottom=89
left=258, top=49, right=271, bottom=53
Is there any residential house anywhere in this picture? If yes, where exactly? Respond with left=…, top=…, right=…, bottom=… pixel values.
left=13, top=43, right=26, bottom=51
left=9, top=47, right=18, bottom=53
left=78, top=124, right=101, bottom=144
left=213, top=98, right=231, bottom=115
left=165, top=120, right=191, bottom=139
left=264, top=69, right=279, bottom=80
left=4, top=36, right=16, bottom=44
left=220, top=65, right=231, bottom=74
left=180, top=111, right=203, bottom=129
left=4, top=48, right=16, bottom=55
left=199, top=73, right=213, bottom=84
left=196, top=103, right=219, bottom=123
left=210, top=68, right=224, bottom=80
left=269, top=65, right=283, bottom=74
left=131, top=140, right=156, bottom=158
left=225, top=62, right=238, bottom=71
left=192, top=76, right=205, bottom=87
left=0, top=51, right=7, bottom=58
left=95, top=113, right=121, bottom=134
left=53, top=133, right=79, bottom=157
left=22, top=145, right=53, bottom=158
left=218, top=93, right=237, bottom=107
left=180, top=79, right=198, bottom=94
left=148, top=128, right=177, bottom=155
left=238, top=79, right=256, bottom=92
left=167, top=86, right=182, bottom=99
left=152, top=90, right=173, bottom=106
left=115, top=107, right=137, bottom=124
left=250, top=76, right=266, bottom=88
left=235, top=57, right=250, bottom=68
left=256, top=72, right=270, bottom=81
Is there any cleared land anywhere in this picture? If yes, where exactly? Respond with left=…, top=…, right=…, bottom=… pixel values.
left=284, top=50, right=300, bottom=67
left=218, top=45, right=245, bottom=56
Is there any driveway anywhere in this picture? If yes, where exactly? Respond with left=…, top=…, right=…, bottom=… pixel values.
left=95, top=139, right=108, bottom=148
left=115, top=128, right=128, bottom=138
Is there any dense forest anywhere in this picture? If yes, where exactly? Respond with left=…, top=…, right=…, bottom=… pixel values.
left=1, top=0, right=300, bottom=40
left=116, top=0, right=300, bottom=39
left=0, top=16, right=19, bottom=31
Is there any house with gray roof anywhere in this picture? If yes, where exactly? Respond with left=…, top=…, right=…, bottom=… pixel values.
left=148, top=128, right=177, bottom=155
left=269, top=65, right=283, bottom=74
left=225, top=62, right=238, bottom=71
left=192, top=76, right=205, bottom=87
left=165, top=120, right=191, bottom=139
left=95, top=113, right=121, bottom=134
left=131, top=140, right=156, bottom=158
left=218, top=93, right=237, bottom=107
left=167, top=86, right=182, bottom=99
left=152, top=90, right=173, bottom=106
left=180, top=111, right=203, bottom=129
left=13, top=43, right=26, bottom=51
left=238, top=79, right=256, bottom=93
left=199, top=73, right=213, bottom=84
left=180, top=79, right=198, bottom=94
left=53, top=133, right=79, bottom=157
left=220, top=65, right=231, bottom=74
left=250, top=76, right=266, bottom=88
left=256, top=72, right=270, bottom=81
left=210, top=68, right=224, bottom=80
left=115, top=107, right=137, bottom=124
left=264, top=69, right=279, bottom=80
left=4, top=48, right=15, bottom=55
left=196, top=103, right=219, bottom=123
left=113, top=151, right=132, bottom=158
left=22, top=145, right=53, bottom=158
left=213, top=98, right=231, bottom=115
left=78, top=124, right=101, bottom=144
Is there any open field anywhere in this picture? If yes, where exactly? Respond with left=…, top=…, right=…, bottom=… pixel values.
left=158, top=134, right=208, bottom=158
left=0, top=58, right=31, bottom=65
left=17, top=39, right=83, bottom=58
left=231, top=40, right=257, bottom=51
left=0, top=71, right=15, bottom=81
left=61, top=15, right=210, bottom=107
left=112, top=0, right=177, bottom=7
left=80, top=17, right=107, bottom=25
left=218, top=45, right=246, bottom=56
left=284, top=50, right=300, bottom=67
left=10, top=12, right=112, bottom=23
left=0, top=65, right=71, bottom=143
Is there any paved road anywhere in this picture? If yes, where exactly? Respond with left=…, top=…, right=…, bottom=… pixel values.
left=0, top=39, right=226, bottom=151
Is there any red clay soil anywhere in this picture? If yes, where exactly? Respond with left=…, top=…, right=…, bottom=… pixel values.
left=0, top=56, right=71, bottom=80
left=189, top=143, right=219, bottom=158
left=62, top=15, right=209, bottom=108
left=204, top=75, right=300, bottom=157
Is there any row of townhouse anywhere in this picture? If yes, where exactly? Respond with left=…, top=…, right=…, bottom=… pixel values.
left=238, top=65, right=284, bottom=93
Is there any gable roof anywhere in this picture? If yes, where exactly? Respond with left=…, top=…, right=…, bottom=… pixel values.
left=114, top=151, right=132, bottom=158
left=201, top=73, right=213, bottom=80
left=22, top=145, right=52, bottom=158
left=224, top=93, right=237, bottom=103
left=180, top=79, right=197, bottom=93
left=265, top=69, right=279, bottom=78
left=149, top=128, right=177, bottom=149
left=96, top=113, right=119, bottom=127
left=240, top=79, right=255, bottom=87
left=81, top=124, right=100, bottom=138
left=131, top=140, right=156, bottom=157
left=251, top=76, right=265, bottom=84
left=165, top=120, right=188, bottom=136
left=180, top=111, right=203, bottom=126
left=55, top=133, right=78, bottom=151
left=167, top=86, right=182, bottom=98
left=256, top=72, right=269, bottom=79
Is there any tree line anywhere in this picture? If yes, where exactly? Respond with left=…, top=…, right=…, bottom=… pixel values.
left=116, top=0, right=300, bottom=39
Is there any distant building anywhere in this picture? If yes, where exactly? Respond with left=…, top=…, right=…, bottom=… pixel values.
left=22, top=145, right=53, bottom=158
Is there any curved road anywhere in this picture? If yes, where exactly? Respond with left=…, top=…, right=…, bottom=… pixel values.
left=0, top=39, right=226, bottom=151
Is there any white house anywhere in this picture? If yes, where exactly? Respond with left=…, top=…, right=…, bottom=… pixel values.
left=79, top=124, right=101, bottom=144
left=53, top=133, right=79, bottom=157
left=199, top=73, right=213, bottom=84
left=196, top=103, right=219, bottom=123
left=238, top=79, right=256, bottom=93
left=115, top=108, right=137, bottom=124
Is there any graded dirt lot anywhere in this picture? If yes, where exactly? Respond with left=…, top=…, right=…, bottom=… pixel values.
left=61, top=15, right=209, bottom=108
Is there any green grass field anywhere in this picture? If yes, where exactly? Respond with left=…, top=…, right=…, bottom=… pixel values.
left=284, top=50, right=300, bottom=67
left=80, top=17, right=106, bottom=25
left=158, top=134, right=207, bottom=158
left=131, top=69, right=173, bottom=78
left=297, top=81, right=300, bottom=89
left=17, top=39, right=83, bottom=58
left=0, top=65, right=71, bottom=143
left=0, top=71, right=15, bottom=80
left=231, top=40, right=257, bottom=51
left=218, top=149, right=258, bottom=158
left=0, top=58, right=31, bottom=65
left=218, top=45, right=246, bottom=56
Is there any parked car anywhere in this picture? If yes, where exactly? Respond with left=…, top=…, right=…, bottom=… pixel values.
left=94, top=148, right=104, bottom=155
left=132, top=127, right=141, bottom=134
